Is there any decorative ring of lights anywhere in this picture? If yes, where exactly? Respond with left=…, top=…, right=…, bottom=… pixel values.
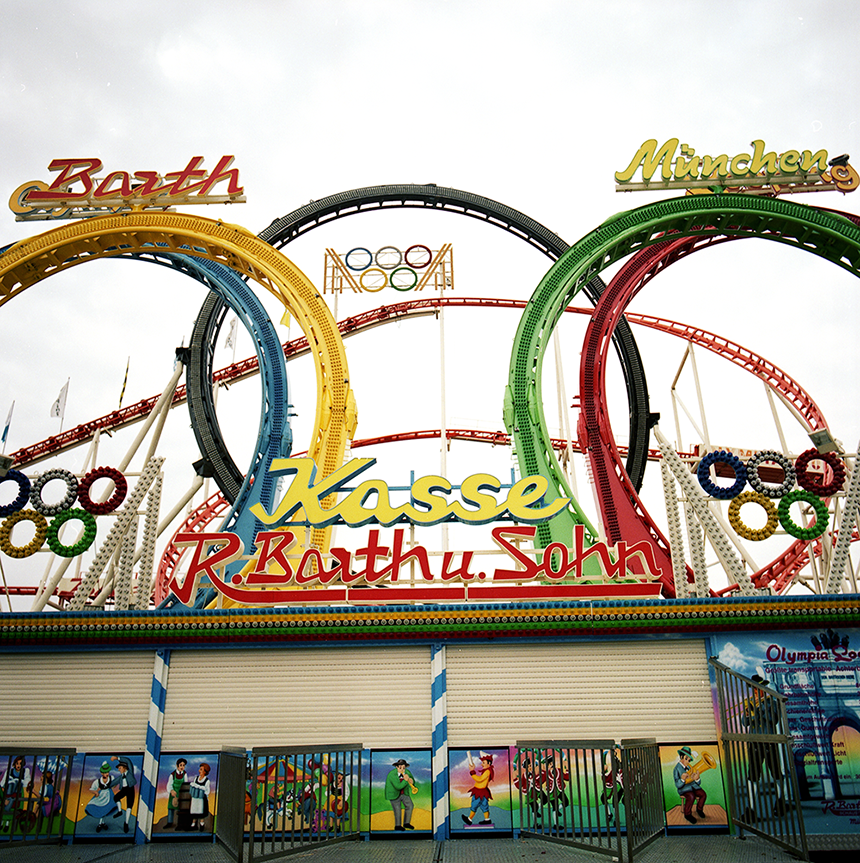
left=0, top=508, right=47, bottom=558
left=359, top=267, right=388, bottom=292
left=45, top=507, right=97, bottom=557
left=778, top=490, right=830, bottom=541
left=405, top=244, right=432, bottom=269
left=390, top=267, right=418, bottom=291
left=747, top=450, right=796, bottom=498
left=76, top=467, right=128, bottom=515
left=795, top=448, right=846, bottom=497
left=728, top=492, right=779, bottom=542
left=29, top=468, right=78, bottom=516
left=345, top=247, right=373, bottom=271
left=506, top=194, right=860, bottom=587
left=375, top=246, right=402, bottom=270
left=0, top=470, right=31, bottom=517
left=697, top=451, right=748, bottom=499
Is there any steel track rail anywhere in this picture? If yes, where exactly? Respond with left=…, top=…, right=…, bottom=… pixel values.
left=507, top=194, right=860, bottom=595
left=190, top=184, right=653, bottom=504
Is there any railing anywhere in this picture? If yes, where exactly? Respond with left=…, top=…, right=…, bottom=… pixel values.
left=515, top=740, right=623, bottom=859
left=515, top=739, right=664, bottom=863
left=246, top=744, right=362, bottom=862
left=0, top=748, right=75, bottom=848
left=709, top=658, right=808, bottom=861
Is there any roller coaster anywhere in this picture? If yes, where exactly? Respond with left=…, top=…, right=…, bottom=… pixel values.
left=1, top=185, right=859, bottom=610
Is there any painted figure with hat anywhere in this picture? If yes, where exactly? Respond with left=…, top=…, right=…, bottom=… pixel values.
left=110, top=755, right=137, bottom=833
left=85, top=761, right=116, bottom=832
left=461, top=751, right=495, bottom=827
left=742, top=673, right=787, bottom=821
left=601, top=746, right=624, bottom=824
left=384, top=758, right=416, bottom=831
left=674, top=746, right=707, bottom=824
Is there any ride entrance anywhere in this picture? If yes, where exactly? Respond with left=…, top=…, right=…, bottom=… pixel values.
left=1, top=166, right=860, bottom=852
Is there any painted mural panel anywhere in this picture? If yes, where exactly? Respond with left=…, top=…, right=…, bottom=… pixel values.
left=246, top=751, right=359, bottom=836
left=369, top=750, right=432, bottom=832
left=0, top=752, right=74, bottom=839
left=712, top=628, right=860, bottom=835
left=449, top=748, right=512, bottom=831
left=70, top=754, right=142, bottom=838
left=151, top=753, right=218, bottom=835
left=659, top=742, right=727, bottom=828
left=512, top=745, right=624, bottom=832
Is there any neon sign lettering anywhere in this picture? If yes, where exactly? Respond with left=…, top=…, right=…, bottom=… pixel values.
left=169, top=524, right=663, bottom=606
left=249, top=457, right=571, bottom=527
left=9, top=156, right=246, bottom=221
left=615, top=138, right=858, bottom=195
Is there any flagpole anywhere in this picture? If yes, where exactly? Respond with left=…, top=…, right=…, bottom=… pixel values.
left=119, top=357, right=130, bottom=410
left=1, top=401, right=13, bottom=454
left=61, top=377, right=69, bottom=433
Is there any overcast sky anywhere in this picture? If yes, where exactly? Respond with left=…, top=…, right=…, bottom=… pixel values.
left=1, top=0, right=859, bottom=602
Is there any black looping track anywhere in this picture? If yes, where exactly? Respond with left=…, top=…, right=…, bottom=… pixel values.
left=189, top=184, right=652, bottom=501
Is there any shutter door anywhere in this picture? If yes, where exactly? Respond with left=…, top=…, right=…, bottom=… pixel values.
left=0, top=651, right=155, bottom=750
left=446, top=640, right=714, bottom=745
left=161, top=646, right=431, bottom=751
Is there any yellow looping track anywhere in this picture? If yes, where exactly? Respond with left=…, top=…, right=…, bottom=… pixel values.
left=0, top=212, right=357, bottom=558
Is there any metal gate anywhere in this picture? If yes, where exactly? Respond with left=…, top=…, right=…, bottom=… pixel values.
left=216, top=743, right=363, bottom=862
left=216, top=748, right=247, bottom=862
left=515, top=739, right=664, bottom=863
left=618, top=738, right=665, bottom=860
left=709, top=659, right=808, bottom=861
left=0, top=748, right=75, bottom=849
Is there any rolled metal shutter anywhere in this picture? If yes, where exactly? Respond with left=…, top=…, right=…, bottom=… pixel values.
left=446, top=640, right=714, bottom=745
left=161, top=646, right=431, bottom=751
left=0, top=651, right=155, bottom=749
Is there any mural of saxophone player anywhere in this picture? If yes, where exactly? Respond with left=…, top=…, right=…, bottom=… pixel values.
left=461, top=751, right=495, bottom=827
left=674, top=747, right=707, bottom=824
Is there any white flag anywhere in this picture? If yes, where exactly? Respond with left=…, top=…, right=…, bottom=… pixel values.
left=1, top=401, right=13, bottom=446
left=224, top=316, right=238, bottom=350
left=50, top=380, right=69, bottom=419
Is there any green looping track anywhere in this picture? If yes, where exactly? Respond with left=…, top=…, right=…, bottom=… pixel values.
left=504, top=193, right=860, bottom=554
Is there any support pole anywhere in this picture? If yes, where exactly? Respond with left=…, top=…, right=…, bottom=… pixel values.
left=431, top=643, right=449, bottom=840
left=136, top=649, right=170, bottom=843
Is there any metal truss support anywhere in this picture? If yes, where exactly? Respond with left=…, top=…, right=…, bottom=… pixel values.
left=653, top=427, right=756, bottom=596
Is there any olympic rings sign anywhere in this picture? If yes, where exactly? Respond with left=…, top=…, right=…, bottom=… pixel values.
left=0, top=466, right=127, bottom=558
left=343, top=245, right=432, bottom=292
left=696, top=448, right=845, bottom=541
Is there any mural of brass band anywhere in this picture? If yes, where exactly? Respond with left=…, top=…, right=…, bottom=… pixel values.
left=0, top=212, right=356, bottom=552
left=189, top=184, right=653, bottom=512
left=506, top=194, right=860, bottom=591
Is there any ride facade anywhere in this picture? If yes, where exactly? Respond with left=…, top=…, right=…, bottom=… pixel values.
left=0, top=154, right=859, bottom=856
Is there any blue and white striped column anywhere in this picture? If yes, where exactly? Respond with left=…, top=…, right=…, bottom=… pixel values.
left=431, top=642, right=449, bottom=840
left=136, top=649, right=170, bottom=844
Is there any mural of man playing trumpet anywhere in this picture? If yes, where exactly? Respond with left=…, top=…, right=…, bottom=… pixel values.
left=674, top=746, right=708, bottom=824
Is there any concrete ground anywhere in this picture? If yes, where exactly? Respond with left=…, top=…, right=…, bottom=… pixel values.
left=0, top=834, right=828, bottom=863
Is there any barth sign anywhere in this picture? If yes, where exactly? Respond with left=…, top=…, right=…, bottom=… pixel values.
left=9, top=156, right=245, bottom=221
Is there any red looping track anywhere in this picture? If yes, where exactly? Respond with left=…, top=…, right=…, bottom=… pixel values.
left=577, top=219, right=854, bottom=594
